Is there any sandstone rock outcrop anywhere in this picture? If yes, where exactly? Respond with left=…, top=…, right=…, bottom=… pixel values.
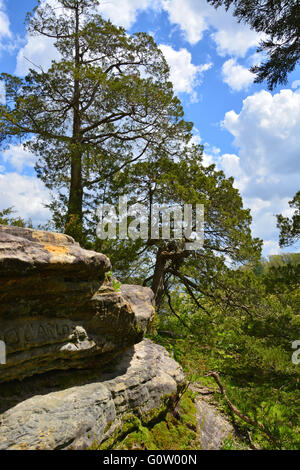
left=0, top=225, right=155, bottom=383
left=0, top=224, right=237, bottom=451
left=0, top=225, right=188, bottom=452
left=0, top=339, right=185, bottom=450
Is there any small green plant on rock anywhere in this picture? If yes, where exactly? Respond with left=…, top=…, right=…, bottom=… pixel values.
left=105, top=271, right=121, bottom=292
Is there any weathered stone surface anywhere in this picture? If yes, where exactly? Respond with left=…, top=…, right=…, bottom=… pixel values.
left=0, top=225, right=111, bottom=316
left=120, top=284, right=155, bottom=332
left=0, top=339, right=185, bottom=450
left=196, top=400, right=234, bottom=450
left=0, top=226, right=155, bottom=383
left=191, top=384, right=235, bottom=450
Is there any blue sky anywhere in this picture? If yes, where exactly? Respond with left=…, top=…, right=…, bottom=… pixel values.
left=0, top=0, right=299, bottom=256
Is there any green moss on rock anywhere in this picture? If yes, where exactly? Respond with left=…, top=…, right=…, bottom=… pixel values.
left=91, top=390, right=199, bottom=451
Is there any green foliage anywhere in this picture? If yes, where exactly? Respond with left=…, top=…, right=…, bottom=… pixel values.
left=221, top=437, right=238, bottom=450
left=277, top=191, right=300, bottom=247
left=104, top=271, right=122, bottom=292
left=0, top=207, right=33, bottom=228
left=0, top=0, right=192, bottom=242
left=92, top=391, right=198, bottom=451
left=150, top=262, right=300, bottom=450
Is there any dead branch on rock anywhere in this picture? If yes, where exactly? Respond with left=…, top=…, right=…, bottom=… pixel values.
left=206, top=371, right=282, bottom=450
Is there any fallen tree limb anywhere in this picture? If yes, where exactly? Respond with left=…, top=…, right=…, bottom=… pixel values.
left=157, top=330, right=186, bottom=339
left=206, top=371, right=282, bottom=450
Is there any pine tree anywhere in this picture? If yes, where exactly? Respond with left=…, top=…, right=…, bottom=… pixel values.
left=207, top=0, right=300, bottom=89
left=93, top=144, right=262, bottom=307
left=0, top=0, right=191, bottom=242
left=277, top=191, right=300, bottom=247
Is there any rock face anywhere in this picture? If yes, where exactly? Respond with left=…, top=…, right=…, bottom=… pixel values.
left=0, top=224, right=237, bottom=451
left=196, top=399, right=234, bottom=450
left=0, top=225, right=155, bottom=383
left=0, top=339, right=185, bottom=450
left=190, top=384, right=235, bottom=450
left=0, top=225, right=187, bottom=452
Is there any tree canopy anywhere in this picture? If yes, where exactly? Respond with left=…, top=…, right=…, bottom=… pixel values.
left=0, top=0, right=262, bottom=311
left=93, top=144, right=262, bottom=307
left=0, top=0, right=191, bottom=242
left=277, top=191, right=300, bottom=247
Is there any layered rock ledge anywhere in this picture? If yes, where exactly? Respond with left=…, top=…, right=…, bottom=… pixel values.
left=0, top=225, right=155, bottom=383
left=0, top=225, right=187, bottom=452
left=0, top=225, right=236, bottom=451
left=0, top=339, right=185, bottom=450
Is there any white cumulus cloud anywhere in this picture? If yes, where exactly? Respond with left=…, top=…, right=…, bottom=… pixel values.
left=222, top=58, right=254, bottom=91
left=0, top=80, right=5, bottom=104
left=2, top=144, right=36, bottom=172
left=223, top=89, right=300, bottom=179
left=15, top=35, right=59, bottom=76
left=162, top=0, right=210, bottom=44
left=212, top=26, right=260, bottom=58
left=0, top=0, right=11, bottom=38
left=159, top=44, right=212, bottom=101
left=0, top=172, right=50, bottom=225
left=292, top=80, right=300, bottom=90
left=15, top=0, right=64, bottom=75
left=262, top=240, right=281, bottom=257
left=98, top=0, right=161, bottom=29
left=217, top=87, right=300, bottom=254
left=162, top=0, right=261, bottom=57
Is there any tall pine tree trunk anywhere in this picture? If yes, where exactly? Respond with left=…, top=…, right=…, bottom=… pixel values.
left=65, top=4, right=83, bottom=243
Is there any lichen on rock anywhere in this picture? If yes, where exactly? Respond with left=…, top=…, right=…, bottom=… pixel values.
left=0, top=225, right=186, bottom=450
left=0, top=225, right=155, bottom=383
